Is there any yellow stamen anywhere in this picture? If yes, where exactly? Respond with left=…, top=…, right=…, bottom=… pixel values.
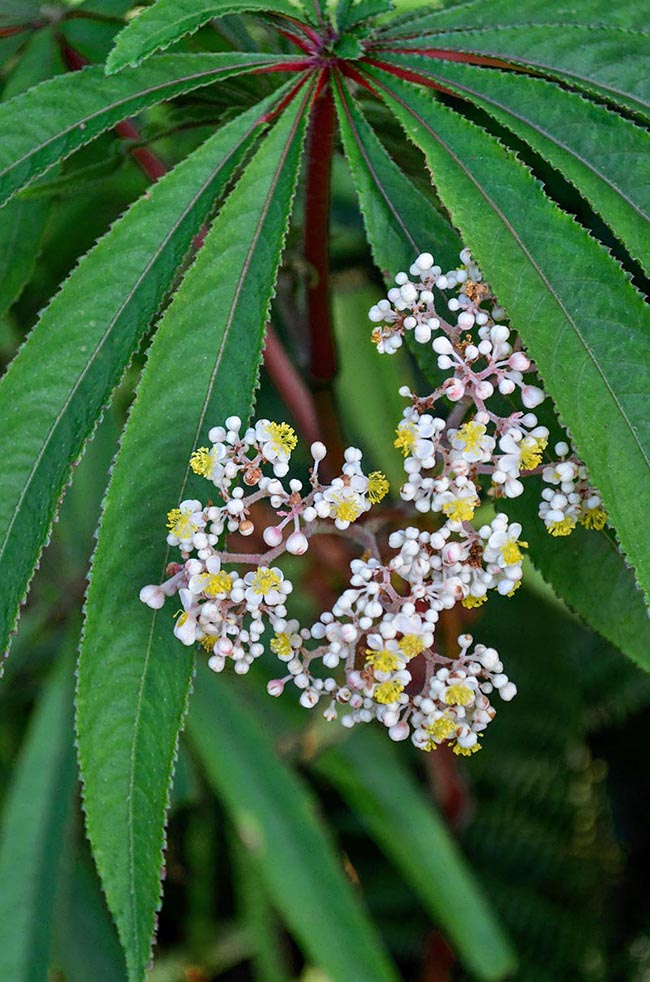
left=270, top=633, right=293, bottom=658
left=442, top=498, right=477, bottom=523
left=399, top=634, right=426, bottom=658
left=374, top=680, right=405, bottom=704
left=579, top=507, right=607, bottom=531
left=189, top=447, right=213, bottom=478
left=203, top=571, right=233, bottom=597
left=445, top=683, right=474, bottom=707
left=426, top=716, right=456, bottom=741
left=251, top=567, right=282, bottom=594
left=367, top=471, right=390, bottom=504
left=394, top=423, right=416, bottom=457
left=500, top=539, right=527, bottom=565
left=266, top=422, right=297, bottom=455
left=505, top=579, right=522, bottom=598
left=200, top=635, right=216, bottom=653
left=333, top=497, right=361, bottom=523
left=462, top=594, right=487, bottom=609
left=453, top=742, right=481, bottom=756
left=548, top=517, right=576, bottom=537
left=520, top=436, right=547, bottom=471
left=166, top=508, right=197, bottom=538
left=366, top=648, right=400, bottom=672
left=456, top=420, right=486, bottom=454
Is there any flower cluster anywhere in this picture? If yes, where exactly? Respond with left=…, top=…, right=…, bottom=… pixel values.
left=141, top=248, right=607, bottom=756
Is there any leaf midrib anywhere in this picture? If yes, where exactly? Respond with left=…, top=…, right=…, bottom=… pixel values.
left=124, top=86, right=311, bottom=972
left=368, top=69, right=650, bottom=475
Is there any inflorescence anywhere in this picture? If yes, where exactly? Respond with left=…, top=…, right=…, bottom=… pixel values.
left=141, top=249, right=606, bottom=756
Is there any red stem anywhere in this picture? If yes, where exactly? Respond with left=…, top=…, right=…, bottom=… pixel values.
left=368, top=44, right=517, bottom=71
left=362, top=57, right=455, bottom=97
left=303, top=73, right=337, bottom=384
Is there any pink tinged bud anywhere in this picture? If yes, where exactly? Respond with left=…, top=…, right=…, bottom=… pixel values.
left=263, top=525, right=284, bottom=547
left=521, top=385, right=545, bottom=408
left=286, top=531, right=309, bottom=556
left=508, top=351, right=530, bottom=372
left=475, top=380, right=494, bottom=400
left=389, top=721, right=410, bottom=742
left=139, top=585, right=165, bottom=609
left=267, top=679, right=285, bottom=697
left=498, top=378, right=516, bottom=395
left=444, top=379, right=466, bottom=402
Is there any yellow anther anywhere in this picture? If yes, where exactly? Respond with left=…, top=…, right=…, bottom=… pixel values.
left=579, top=507, right=607, bottom=531
left=203, top=571, right=233, bottom=597
left=394, top=423, right=416, bottom=457
left=367, top=471, right=390, bottom=504
left=445, top=683, right=474, bottom=707
left=266, top=422, right=297, bottom=455
left=399, top=634, right=426, bottom=658
left=270, top=633, right=293, bottom=658
left=366, top=648, right=400, bottom=672
left=166, top=508, right=196, bottom=538
left=548, top=517, right=576, bottom=537
left=453, top=742, right=481, bottom=756
left=442, top=498, right=476, bottom=523
left=520, top=436, right=547, bottom=471
left=374, top=680, right=405, bottom=704
left=251, top=567, right=282, bottom=594
left=189, top=447, right=213, bottom=478
left=462, top=594, right=487, bottom=609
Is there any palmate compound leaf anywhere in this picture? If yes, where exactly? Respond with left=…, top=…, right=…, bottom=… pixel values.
left=188, top=669, right=400, bottom=982
left=77, top=81, right=315, bottom=982
left=375, top=56, right=650, bottom=272
left=0, top=85, right=287, bottom=660
left=361, top=68, right=650, bottom=612
left=106, top=0, right=311, bottom=74
left=312, top=728, right=517, bottom=980
left=0, top=651, right=76, bottom=982
left=0, top=52, right=304, bottom=206
left=372, top=25, right=650, bottom=119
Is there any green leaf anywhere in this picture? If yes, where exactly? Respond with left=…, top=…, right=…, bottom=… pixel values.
left=379, top=56, right=650, bottom=270
left=504, top=481, right=650, bottom=671
left=188, top=669, right=400, bottom=982
left=381, top=0, right=650, bottom=35
left=337, top=0, right=395, bottom=31
left=332, top=75, right=459, bottom=384
left=374, top=26, right=650, bottom=118
left=0, top=52, right=301, bottom=205
left=107, top=0, right=308, bottom=74
left=0, top=654, right=76, bottom=982
left=0, top=91, right=277, bottom=659
left=77, top=86, right=313, bottom=982
left=332, top=74, right=460, bottom=275
left=312, top=728, right=517, bottom=980
left=0, top=28, right=64, bottom=317
left=52, top=851, right=127, bottom=982
left=363, top=67, right=650, bottom=607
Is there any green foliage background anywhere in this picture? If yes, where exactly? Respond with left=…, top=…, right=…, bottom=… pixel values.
left=0, top=0, right=648, bottom=980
